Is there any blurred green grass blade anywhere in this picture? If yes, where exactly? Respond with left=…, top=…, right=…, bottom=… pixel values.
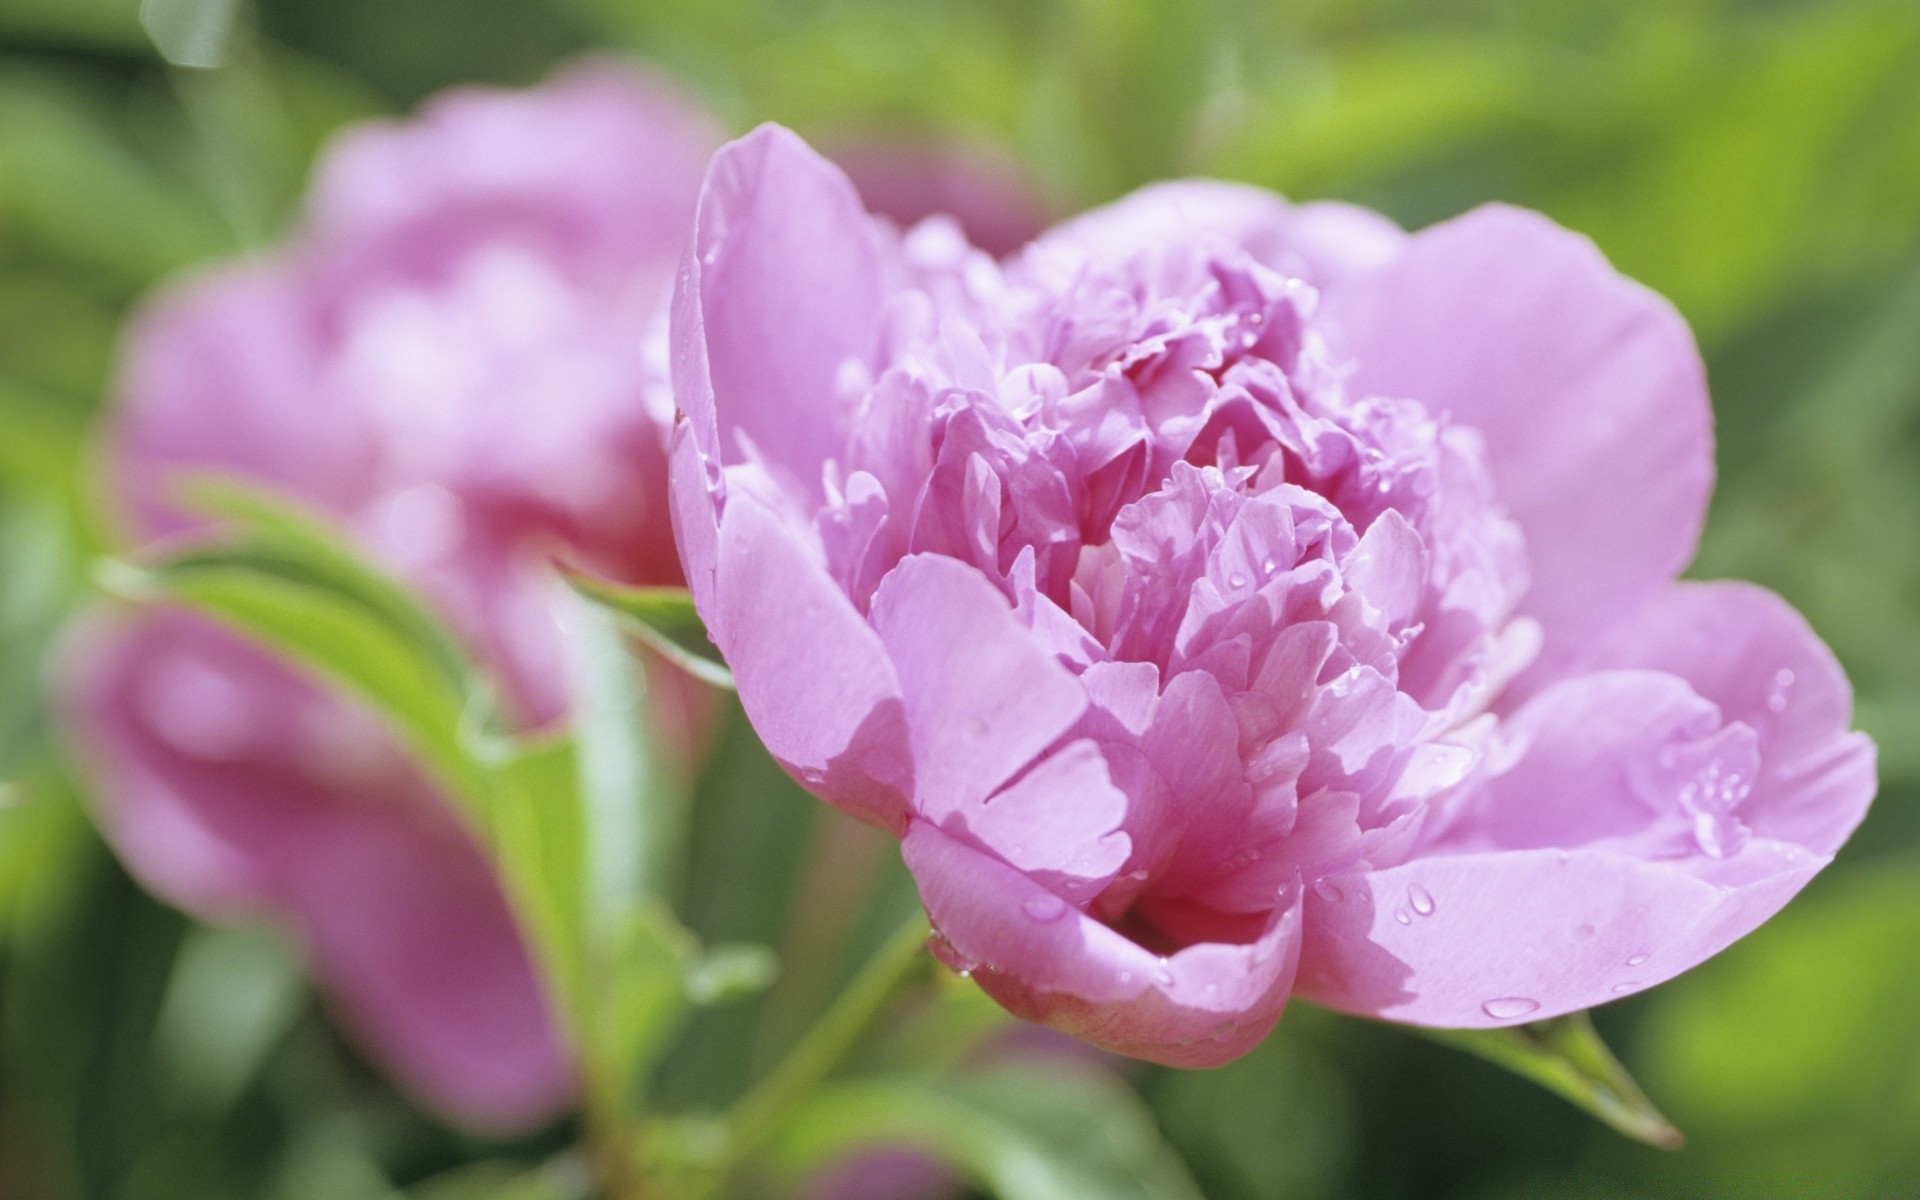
left=562, top=571, right=733, bottom=691
left=1420, top=1012, right=1684, bottom=1149
left=771, top=1064, right=1205, bottom=1200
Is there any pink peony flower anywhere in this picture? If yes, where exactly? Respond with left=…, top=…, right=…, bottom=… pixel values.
left=64, top=61, right=723, bottom=1130
left=668, top=127, right=1878, bottom=1067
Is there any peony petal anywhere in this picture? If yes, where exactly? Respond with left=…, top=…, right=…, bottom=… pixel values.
left=1320, top=205, right=1713, bottom=675
left=308, top=59, right=720, bottom=281
left=957, top=739, right=1132, bottom=905
left=113, top=263, right=373, bottom=539
left=868, top=554, right=1087, bottom=819
left=1042, top=181, right=1406, bottom=287
left=1578, top=582, right=1874, bottom=855
left=680, top=125, right=889, bottom=496
left=1297, top=838, right=1824, bottom=1028
left=714, top=494, right=913, bottom=831
left=904, top=819, right=1302, bottom=1067
left=285, top=802, right=575, bottom=1131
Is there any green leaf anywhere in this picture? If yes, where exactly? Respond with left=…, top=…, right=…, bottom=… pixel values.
left=561, top=570, right=734, bottom=690
left=97, top=476, right=503, bottom=816
left=490, top=734, right=589, bottom=1028
left=556, top=590, right=670, bottom=918
left=771, top=1064, right=1205, bottom=1200
left=1419, top=1011, right=1683, bottom=1150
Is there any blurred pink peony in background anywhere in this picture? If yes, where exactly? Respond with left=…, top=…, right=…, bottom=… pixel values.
left=64, top=62, right=1052, bottom=1132
left=64, top=61, right=722, bottom=1130
left=668, top=126, right=1878, bottom=1067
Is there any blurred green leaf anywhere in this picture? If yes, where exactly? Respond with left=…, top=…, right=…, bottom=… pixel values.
left=0, top=69, right=232, bottom=285
left=98, top=475, right=502, bottom=812
left=772, top=1063, right=1205, bottom=1200
left=141, top=0, right=246, bottom=68
left=408, top=1160, right=585, bottom=1200
left=562, top=572, right=733, bottom=691
left=684, top=944, right=777, bottom=1007
left=0, top=0, right=144, bottom=48
left=1638, top=860, right=1920, bottom=1184
left=150, top=925, right=304, bottom=1112
left=1418, top=1012, right=1682, bottom=1150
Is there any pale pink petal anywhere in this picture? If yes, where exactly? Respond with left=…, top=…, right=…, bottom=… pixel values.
left=868, top=554, right=1087, bottom=819
left=1579, top=582, right=1875, bottom=855
left=1297, top=839, right=1822, bottom=1027
left=1044, top=180, right=1406, bottom=286
left=1320, top=204, right=1713, bottom=674
left=682, top=125, right=889, bottom=494
left=714, top=495, right=912, bottom=831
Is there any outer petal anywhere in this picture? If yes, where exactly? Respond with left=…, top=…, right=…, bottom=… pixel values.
left=1296, top=840, right=1821, bottom=1028
left=1300, top=584, right=1873, bottom=1027
left=1580, top=582, right=1875, bottom=856
left=1042, top=180, right=1406, bottom=288
left=1319, top=205, right=1713, bottom=673
left=62, top=612, right=572, bottom=1129
left=904, top=820, right=1302, bottom=1067
left=678, top=124, right=889, bottom=496
left=713, top=494, right=912, bottom=831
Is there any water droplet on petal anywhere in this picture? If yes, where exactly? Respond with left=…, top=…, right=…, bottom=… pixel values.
left=1228, top=572, right=1249, bottom=589
left=1408, top=884, right=1436, bottom=917
left=1022, top=894, right=1069, bottom=923
left=1312, top=878, right=1345, bottom=904
left=1626, top=953, right=1650, bottom=967
left=1154, top=958, right=1175, bottom=986
left=1767, top=668, right=1796, bottom=714
left=1611, top=981, right=1640, bottom=994
left=1393, top=907, right=1412, bottom=926
left=1481, top=997, right=1541, bottom=1020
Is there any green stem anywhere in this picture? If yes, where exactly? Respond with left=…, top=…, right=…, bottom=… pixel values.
left=706, top=911, right=933, bottom=1191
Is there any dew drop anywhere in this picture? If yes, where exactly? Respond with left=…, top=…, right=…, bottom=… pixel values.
left=957, top=968, right=974, bottom=980
left=1393, top=907, right=1412, bottom=926
left=1022, top=893, right=1069, bottom=923
left=1611, top=981, right=1640, bottom=994
left=1626, top=952, right=1650, bottom=967
left=1312, top=878, right=1345, bottom=904
left=1767, top=668, right=1796, bottom=714
left=1154, top=958, right=1175, bottom=986
left=1481, top=997, right=1541, bottom=1020
left=1408, top=884, right=1436, bottom=917
left=1228, top=572, right=1249, bottom=589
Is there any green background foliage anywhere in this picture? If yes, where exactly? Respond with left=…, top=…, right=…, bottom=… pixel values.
left=2, top=0, right=1918, bottom=1195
